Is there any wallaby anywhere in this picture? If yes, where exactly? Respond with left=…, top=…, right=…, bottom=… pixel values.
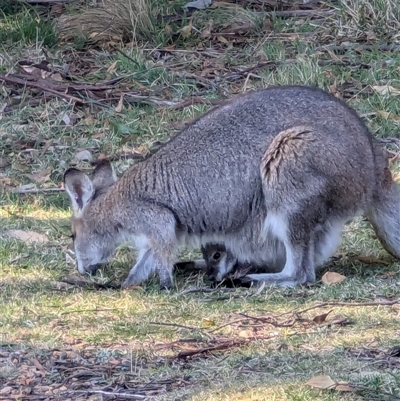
left=64, top=85, right=400, bottom=289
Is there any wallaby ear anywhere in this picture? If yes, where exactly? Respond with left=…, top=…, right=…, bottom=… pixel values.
left=91, top=159, right=117, bottom=192
left=64, top=168, right=94, bottom=215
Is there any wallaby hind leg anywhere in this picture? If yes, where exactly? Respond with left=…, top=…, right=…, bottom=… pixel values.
left=314, top=220, right=345, bottom=268
left=367, top=176, right=400, bottom=260
left=244, top=212, right=316, bottom=286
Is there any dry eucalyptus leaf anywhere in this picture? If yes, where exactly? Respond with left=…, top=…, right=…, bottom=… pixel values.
left=107, top=60, right=119, bottom=74
left=335, top=382, right=354, bottom=392
left=115, top=93, right=124, bottom=113
left=24, top=167, right=52, bottom=184
left=2, top=230, right=49, bottom=244
left=305, top=375, right=336, bottom=389
left=52, top=73, right=63, bottom=82
left=313, top=310, right=332, bottom=324
left=321, top=271, right=346, bottom=285
left=372, top=85, right=400, bottom=96
left=351, top=255, right=390, bottom=265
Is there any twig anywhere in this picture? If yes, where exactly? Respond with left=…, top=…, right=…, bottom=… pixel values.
left=62, top=390, right=148, bottom=400
left=0, top=74, right=84, bottom=104
left=174, top=287, right=221, bottom=297
left=149, top=321, right=201, bottom=331
left=278, top=300, right=400, bottom=317
left=25, top=0, right=72, bottom=3
left=9, top=187, right=65, bottom=194
left=61, top=308, right=120, bottom=315
left=115, top=48, right=141, bottom=67
left=174, top=334, right=277, bottom=359
left=316, top=43, right=400, bottom=52
left=91, top=152, right=145, bottom=165
left=267, top=9, right=336, bottom=18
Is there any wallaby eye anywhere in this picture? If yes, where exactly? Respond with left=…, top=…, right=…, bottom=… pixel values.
left=213, top=252, right=221, bottom=261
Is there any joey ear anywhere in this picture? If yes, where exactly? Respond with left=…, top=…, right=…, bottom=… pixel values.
left=91, top=159, right=117, bottom=192
left=64, top=168, right=94, bottom=215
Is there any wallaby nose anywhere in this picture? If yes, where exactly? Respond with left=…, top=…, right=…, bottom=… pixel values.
left=87, top=263, right=103, bottom=275
left=207, top=268, right=219, bottom=282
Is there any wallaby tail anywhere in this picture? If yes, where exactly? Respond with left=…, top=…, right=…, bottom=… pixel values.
left=367, top=161, right=400, bottom=260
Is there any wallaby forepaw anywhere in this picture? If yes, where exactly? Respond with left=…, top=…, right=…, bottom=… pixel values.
left=159, top=277, right=174, bottom=291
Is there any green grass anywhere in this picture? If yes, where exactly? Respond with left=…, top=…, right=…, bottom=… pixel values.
left=1, top=0, right=400, bottom=399
left=0, top=7, right=58, bottom=48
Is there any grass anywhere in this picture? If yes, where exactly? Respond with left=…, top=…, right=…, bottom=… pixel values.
left=1, top=0, right=400, bottom=399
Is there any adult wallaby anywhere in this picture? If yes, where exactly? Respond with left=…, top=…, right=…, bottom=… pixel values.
left=64, top=85, right=400, bottom=289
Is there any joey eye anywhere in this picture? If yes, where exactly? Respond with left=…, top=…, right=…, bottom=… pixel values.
left=212, top=252, right=221, bottom=261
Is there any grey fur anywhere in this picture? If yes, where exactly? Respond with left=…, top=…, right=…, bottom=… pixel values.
left=64, top=85, right=400, bottom=289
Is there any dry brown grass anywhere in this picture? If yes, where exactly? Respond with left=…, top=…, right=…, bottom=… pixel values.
left=59, top=0, right=157, bottom=44
left=333, top=0, right=400, bottom=41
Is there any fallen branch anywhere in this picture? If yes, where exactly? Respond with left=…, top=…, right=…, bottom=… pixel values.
left=61, top=390, right=148, bottom=400
left=149, top=321, right=201, bottom=331
left=278, top=299, right=400, bottom=317
left=173, top=338, right=251, bottom=359
left=9, top=187, right=65, bottom=194
left=0, top=74, right=84, bottom=104
left=316, top=43, right=400, bottom=52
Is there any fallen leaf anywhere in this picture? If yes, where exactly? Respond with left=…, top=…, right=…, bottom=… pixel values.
left=381, top=271, right=396, bottom=278
left=376, top=110, right=390, bottom=119
left=201, top=20, right=213, bottom=38
left=313, top=310, right=332, bottom=324
left=24, top=167, right=52, bottom=184
left=74, top=150, right=92, bottom=162
left=305, top=375, right=336, bottom=389
left=12, top=162, right=30, bottom=172
left=115, top=93, right=124, bottom=113
left=108, top=356, right=120, bottom=365
left=107, top=60, right=119, bottom=74
left=180, top=20, right=193, bottom=38
left=372, top=85, right=400, bottom=96
left=217, top=35, right=229, bottom=44
left=351, top=255, right=390, bottom=265
left=61, top=115, right=71, bottom=128
left=0, top=386, right=13, bottom=395
left=321, top=272, right=346, bottom=285
left=0, top=156, right=11, bottom=168
left=221, top=21, right=254, bottom=35
left=2, top=230, right=49, bottom=244
left=183, top=0, right=212, bottom=10
left=263, top=18, right=273, bottom=32
left=52, top=73, right=63, bottom=82
left=202, top=318, right=215, bottom=326
left=335, top=382, right=354, bottom=392
left=238, top=330, right=253, bottom=338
